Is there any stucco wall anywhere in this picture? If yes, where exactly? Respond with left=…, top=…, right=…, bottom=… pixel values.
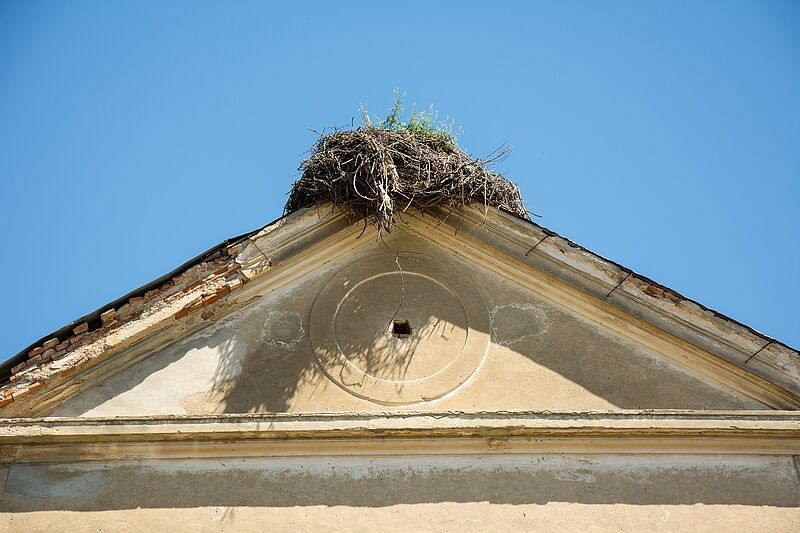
left=1, top=454, right=798, bottom=532
left=50, top=229, right=763, bottom=416
left=4, top=222, right=797, bottom=531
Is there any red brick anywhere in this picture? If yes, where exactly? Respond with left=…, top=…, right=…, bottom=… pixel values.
left=216, top=286, right=231, bottom=298
left=100, top=308, right=117, bottom=325
left=43, top=338, right=58, bottom=350
left=644, top=285, right=664, bottom=298
left=182, top=280, right=202, bottom=293
left=28, top=346, right=43, bottom=357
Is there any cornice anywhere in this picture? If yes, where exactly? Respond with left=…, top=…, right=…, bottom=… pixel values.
left=1, top=410, right=798, bottom=463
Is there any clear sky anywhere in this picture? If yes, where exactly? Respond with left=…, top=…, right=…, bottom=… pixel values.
left=1, top=0, right=798, bottom=359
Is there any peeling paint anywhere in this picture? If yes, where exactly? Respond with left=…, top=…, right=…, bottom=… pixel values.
left=490, top=303, right=550, bottom=347
left=260, top=311, right=305, bottom=348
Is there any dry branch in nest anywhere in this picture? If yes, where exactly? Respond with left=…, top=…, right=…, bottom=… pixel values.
left=285, top=128, right=528, bottom=236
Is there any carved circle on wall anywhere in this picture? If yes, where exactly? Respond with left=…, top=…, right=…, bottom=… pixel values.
left=309, top=253, right=490, bottom=405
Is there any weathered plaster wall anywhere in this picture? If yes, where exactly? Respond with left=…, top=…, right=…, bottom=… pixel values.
left=1, top=454, right=798, bottom=532
left=3, top=213, right=797, bottom=531
left=51, top=229, right=762, bottom=416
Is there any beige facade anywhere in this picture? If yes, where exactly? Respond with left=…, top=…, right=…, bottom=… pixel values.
left=1, top=206, right=798, bottom=531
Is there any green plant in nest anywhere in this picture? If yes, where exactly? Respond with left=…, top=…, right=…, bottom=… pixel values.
left=359, top=89, right=461, bottom=146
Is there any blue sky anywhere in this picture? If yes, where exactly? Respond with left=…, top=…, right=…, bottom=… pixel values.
left=1, top=0, right=798, bottom=358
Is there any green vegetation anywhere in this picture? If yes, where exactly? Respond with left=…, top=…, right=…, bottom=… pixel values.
left=359, top=90, right=461, bottom=146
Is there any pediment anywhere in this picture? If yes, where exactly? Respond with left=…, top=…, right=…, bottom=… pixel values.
left=3, top=206, right=798, bottom=417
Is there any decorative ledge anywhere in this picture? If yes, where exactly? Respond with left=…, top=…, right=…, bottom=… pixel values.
left=2, top=410, right=798, bottom=463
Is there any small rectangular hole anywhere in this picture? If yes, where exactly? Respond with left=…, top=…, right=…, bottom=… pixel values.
left=392, top=319, right=412, bottom=337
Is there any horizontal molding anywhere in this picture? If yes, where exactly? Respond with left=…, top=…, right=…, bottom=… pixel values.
left=1, top=410, right=798, bottom=462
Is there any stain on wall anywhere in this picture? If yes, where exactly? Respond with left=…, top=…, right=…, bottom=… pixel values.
left=50, top=232, right=765, bottom=416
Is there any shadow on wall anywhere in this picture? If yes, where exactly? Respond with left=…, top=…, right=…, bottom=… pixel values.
left=1, top=455, right=798, bottom=512
left=218, top=264, right=473, bottom=412
left=211, top=253, right=758, bottom=412
left=50, top=244, right=762, bottom=417
left=51, top=261, right=445, bottom=415
left=214, top=308, right=318, bottom=413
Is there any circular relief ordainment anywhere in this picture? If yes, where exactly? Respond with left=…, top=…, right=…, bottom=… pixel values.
left=309, top=253, right=490, bottom=405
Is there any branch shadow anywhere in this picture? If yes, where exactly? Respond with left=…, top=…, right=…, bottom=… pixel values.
left=214, top=261, right=470, bottom=412
left=50, top=242, right=763, bottom=417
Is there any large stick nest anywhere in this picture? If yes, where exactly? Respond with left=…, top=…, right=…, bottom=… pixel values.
left=286, top=128, right=528, bottom=235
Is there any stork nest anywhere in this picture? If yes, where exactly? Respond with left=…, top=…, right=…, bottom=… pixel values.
left=285, top=128, right=528, bottom=235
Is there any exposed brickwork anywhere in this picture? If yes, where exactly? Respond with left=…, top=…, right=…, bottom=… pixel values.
left=100, top=308, right=117, bottom=325
left=42, top=338, right=58, bottom=350
left=0, top=249, right=249, bottom=410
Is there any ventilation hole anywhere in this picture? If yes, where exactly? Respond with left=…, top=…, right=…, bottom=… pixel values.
left=392, top=319, right=412, bottom=337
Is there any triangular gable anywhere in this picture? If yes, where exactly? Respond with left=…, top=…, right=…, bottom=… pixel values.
left=2, top=206, right=798, bottom=417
